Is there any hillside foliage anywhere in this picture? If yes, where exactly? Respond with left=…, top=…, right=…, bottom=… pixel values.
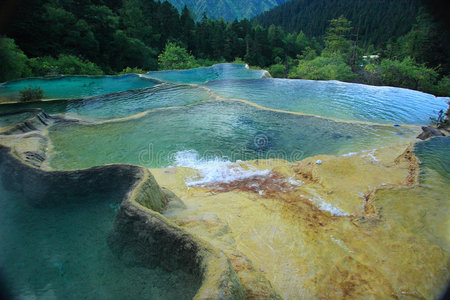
left=0, top=0, right=448, bottom=96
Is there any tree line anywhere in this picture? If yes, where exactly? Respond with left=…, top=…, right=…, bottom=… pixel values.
left=0, top=0, right=448, bottom=96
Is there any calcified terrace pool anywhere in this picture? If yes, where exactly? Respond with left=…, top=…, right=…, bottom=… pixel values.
left=0, top=64, right=448, bottom=299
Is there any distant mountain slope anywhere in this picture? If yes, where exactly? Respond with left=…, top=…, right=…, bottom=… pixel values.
left=255, top=0, right=422, bottom=47
left=165, top=0, right=289, bottom=21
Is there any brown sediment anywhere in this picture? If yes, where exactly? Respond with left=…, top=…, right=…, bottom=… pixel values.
left=394, top=145, right=420, bottom=186
left=151, top=143, right=448, bottom=299
left=321, top=256, right=398, bottom=299
left=203, top=171, right=299, bottom=197
left=201, top=170, right=335, bottom=230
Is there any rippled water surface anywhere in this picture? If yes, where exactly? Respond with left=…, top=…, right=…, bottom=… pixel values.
left=144, top=63, right=267, bottom=84
left=204, top=79, right=448, bottom=124
left=0, top=84, right=216, bottom=121
left=48, top=100, right=418, bottom=169
left=0, top=74, right=158, bottom=101
left=0, top=111, right=36, bottom=127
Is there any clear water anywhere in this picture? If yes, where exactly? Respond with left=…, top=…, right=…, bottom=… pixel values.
left=48, top=100, right=418, bottom=170
left=370, top=137, right=450, bottom=296
left=144, top=63, right=267, bottom=84
left=0, top=111, right=36, bottom=128
left=204, top=79, right=448, bottom=124
left=0, top=84, right=215, bottom=121
left=0, top=186, right=199, bottom=299
left=1, top=64, right=449, bottom=298
left=0, top=74, right=159, bottom=101
left=377, top=137, right=450, bottom=253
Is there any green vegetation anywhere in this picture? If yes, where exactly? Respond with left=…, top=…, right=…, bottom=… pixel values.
left=290, top=55, right=355, bottom=81
left=430, top=103, right=450, bottom=128
left=268, top=64, right=286, bottom=78
left=28, top=55, right=104, bottom=76
left=118, top=67, right=147, bottom=75
left=256, top=0, right=423, bottom=48
left=0, top=37, right=31, bottom=82
left=19, top=86, right=44, bottom=102
left=158, top=42, right=199, bottom=70
left=364, top=58, right=437, bottom=93
left=0, top=0, right=448, bottom=96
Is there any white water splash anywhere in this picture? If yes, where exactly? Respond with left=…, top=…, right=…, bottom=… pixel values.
left=309, top=195, right=349, bottom=216
left=173, top=150, right=270, bottom=186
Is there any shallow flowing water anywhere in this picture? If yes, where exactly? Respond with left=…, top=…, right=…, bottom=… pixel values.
left=204, top=78, right=449, bottom=124
left=144, top=63, right=268, bottom=84
left=0, top=74, right=159, bottom=101
left=47, top=100, right=418, bottom=169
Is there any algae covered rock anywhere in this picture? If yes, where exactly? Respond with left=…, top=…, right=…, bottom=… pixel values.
left=417, top=126, right=445, bottom=140
left=0, top=145, right=246, bottom=299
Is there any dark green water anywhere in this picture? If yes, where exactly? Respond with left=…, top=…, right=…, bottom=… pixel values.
left=0, top=186, right=199, bottom=299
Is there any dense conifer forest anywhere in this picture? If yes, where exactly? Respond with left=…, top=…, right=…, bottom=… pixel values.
left=256, top=0, right=423, bottom=48
left=0, top=0, right=449, bottom=96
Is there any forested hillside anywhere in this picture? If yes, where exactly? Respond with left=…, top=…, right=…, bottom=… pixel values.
left=0, top=0, right=449, bottom=96
left=256, top=0, right=422, bottom=48
left=166, top=0, right=288, bottom=21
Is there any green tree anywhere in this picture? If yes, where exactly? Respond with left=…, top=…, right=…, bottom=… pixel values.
left=268, top=64, right=286, bottom=78
left=55, top=54, right=104, bottom=75
left=295, top=31, right=309, bottom=54
left=180, top=5, right=196, bottom=50
left=434, top=77, right=450, bottom=97
left=111, top=30, right=157, bottom=71
left=379, top=57, right=437, bottom=92
left=158, top=42, right=198, bottom=70
left=323, top=15, right=352, bottom=57
left=28, top=55, right=103, bottom=76
left=290, top=54, right=356, bottom=81
left=0, top=37, right=31, bottom=82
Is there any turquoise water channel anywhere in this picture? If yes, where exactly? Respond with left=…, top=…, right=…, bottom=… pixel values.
left=0, top=74, right=159, bottom=101
left=0, top=186, right=200, bottom=299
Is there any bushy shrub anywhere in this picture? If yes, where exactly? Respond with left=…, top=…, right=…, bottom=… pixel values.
left=28, top=54, right=103, bottom=76
left=430, top=103, right=449, bottom=128
left=158, top=42, right=199, bottom=70
left=19, top=86, right=44, bottom=102
left=232, top=57, right=245, bottom=64
left=0, top=37, right=31, bottom=82
left=291, top=54, right=356, bottom=81
left=268, top=64, right=286, bottom=78
left=379, top=57, right=437, bottom=92
left=434, top=76, right=450, bottom=97
left=118, top=67, right=147, bottom=74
